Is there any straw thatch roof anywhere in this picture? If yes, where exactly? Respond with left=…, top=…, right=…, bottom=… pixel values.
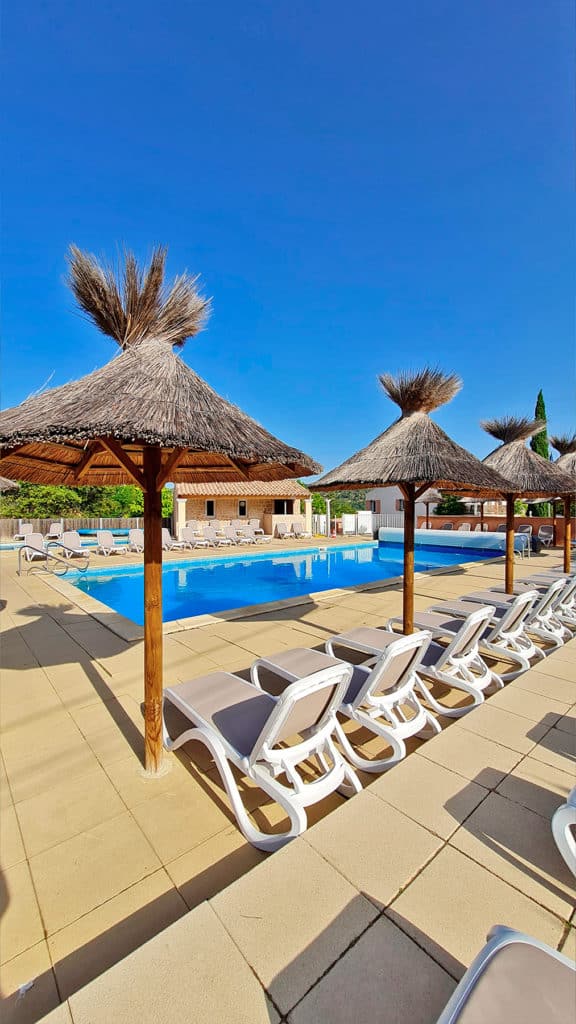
left=176, top=479, right=310, bottom=498
left=481, top=418, right=575, bottom=498
left=310, top=369, right=512, bottom=496
left=418, top=488, right=443, bottom=505
left=0, top=476, right=18, bottom=492
left=550, top=434, right=576, bottom=485
left=0, top=248, right=320, bottom=485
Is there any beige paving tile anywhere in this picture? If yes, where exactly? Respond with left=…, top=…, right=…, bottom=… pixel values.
left=0, top=861, right=45, bottom=964
left=166, top=825, right=265, bottom=909
left=29, top=811, right=161, bottom=934
left=560, top=925, right=576, bottom=959
left=103, top=750, right=191, bottom=807
left=388, top=846, right=567, bottom=980
left=15, top=767, right=125, bottom=858
left=554, top=706, right=576, bottom=736
left=514, top=668, right=576, bottom=705
left=0, top=941, right=61, bottom=1024
left=454, top=703, right=550, bottom=754
left=496, top=756, right=574, bottom=820
left=449, top=791, right=575, bottom=917
left=528, top=726, right=575, bottom=774
left=34, top=1002, right=73, bottom=1023
left=5, top=739, right=101, bottom=806
left=370, top=756, right=489, bottom=839
left=289, top=915, right=455, bottom=1024
left=1, top=804, right=26, bottom=868
left=130, top=780, right=231, bottom=863
left=303, top=790, right=442, bottom=908
left=70, top=694, right=145, bottom=766
left=534, top=653, right=576, bottom=683
left=48, top=869, right=187, bottom=1000
left=486, top=684, right=569, bottom=724
left=67, top=902, right=273, bottom=1024
left=211, top=839, right=378, bottom=1014
left=415, top=725, right=522, bottom=790
left=0, top=751, right=13, bottom=809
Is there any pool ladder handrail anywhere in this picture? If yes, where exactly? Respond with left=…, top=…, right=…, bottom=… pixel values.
left=17, top=541, right=90, bottom=576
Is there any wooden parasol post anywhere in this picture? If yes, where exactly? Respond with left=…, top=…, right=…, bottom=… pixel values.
left=425, top=502, right=430, bottom=530
left=479, top=500, right=485, bottom=531
left=564, top=496, right=573, bottom=574
left=505, top=493, right=515, bottom=594
left=402, top=483, right=415, bottom=634
left=143, top=446, right=164, bottom=773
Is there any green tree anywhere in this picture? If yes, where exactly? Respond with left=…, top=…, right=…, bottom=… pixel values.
left=0, top=483, right=84, bottom=518
left=530, top=390, right=550, bottom=460
left=434, top=493, right=469, bottom=515
left=161, top=488, right=173, bottom=518
left=514, top=500, right=528, bottom=514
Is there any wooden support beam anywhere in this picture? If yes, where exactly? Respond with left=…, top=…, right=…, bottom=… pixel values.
left=400, top=483, right=415, bottom=634
left=564, top=495, right=573, bottom=574
left=74, top=442, right=104, bottom=482
left=156, top=447, right=188, bottom=491
left=0, top=452, right=70, bottom=472
left=505, top=494, right=515, bottom=593
left=414, top=483, right=431, bottom=500
left=100, top=437, right=146, bottom=490
left=143, top=446, right=164, bottom=774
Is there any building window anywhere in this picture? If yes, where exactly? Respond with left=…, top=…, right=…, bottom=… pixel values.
left=205, top=500, right=215, bottom=518
left=367, top=500, right=379, bottom=513
left=238, top=500, right=247, bottom=517
left=395, top=499, right=405, bottom=512
left=274, top=499, right=289, bottom=515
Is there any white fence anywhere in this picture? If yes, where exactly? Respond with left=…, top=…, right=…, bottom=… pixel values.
left=310, top=511, right=404, bottom=538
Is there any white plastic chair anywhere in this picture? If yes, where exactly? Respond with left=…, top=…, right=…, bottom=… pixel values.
left=251, top=630, right=441, bottom=773
left=23, top=533, right=48, bottom=562
left=435, top=925, right=575, bottom=1023
left=181, top=526, right=210, bottom=550
left=161, top=528, right=186, bottom=551
left=59, top=531, right=89, bottom=558
left=551, top=787, right=576, bottom=877
left=127, top=528, right=144, bottom=553
left=96, top=530, right=125, bottom=556
left=46, top=522, right=63, bottom=539
left=457, top=522, right=471, bottom=532
left=163, top=662, right=361, bottom=851
left=203, top=526, right=232, bottom=547
left=275, top=521, right=289, bottom=539
left=13, top=523, right=33, bottom=542
left=538, top=525, right=554, bottom=547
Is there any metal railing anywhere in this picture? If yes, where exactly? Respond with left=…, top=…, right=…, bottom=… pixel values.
left=17, top=541, right=90, bottom=576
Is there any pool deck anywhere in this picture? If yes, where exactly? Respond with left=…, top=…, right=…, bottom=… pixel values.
left=0, top=542, right=574, bottom=1022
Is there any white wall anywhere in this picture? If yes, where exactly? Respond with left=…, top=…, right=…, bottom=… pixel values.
left=365, top=486, right=428, bottom=515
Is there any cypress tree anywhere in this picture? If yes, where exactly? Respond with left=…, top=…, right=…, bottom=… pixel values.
left=530, top=390, right=550, bottom=459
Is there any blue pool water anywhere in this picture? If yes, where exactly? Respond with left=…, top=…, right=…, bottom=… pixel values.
left=71, top=541, right=496, bottom=625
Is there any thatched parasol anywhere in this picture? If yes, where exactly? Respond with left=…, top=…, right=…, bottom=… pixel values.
left=0, top=247, right=320, bottom=773
left=482, top=418, right=575, bottom=584
left=0, top=476, right=18, bottom=492
left=310, top=369, right=512, bottom=633
left=418, top=488, right=443, bottom=529
left=550, top=434, right=576, bottom=568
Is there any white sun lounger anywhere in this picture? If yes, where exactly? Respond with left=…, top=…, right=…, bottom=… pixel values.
left=96, top=530, right=126, bottom=556
left=511, top=573, right=576, bottom=632
left=551, top=787, right=576, bottom=878
left=22, top=533, right=48, bottom=562
left=435, top=925, right=575, bottom=1023
left=292, top=519, right=312, bottom=538
left=161, top=528, right=186, bottom=551
left=452, top=579, right=570, bottom=651
left=250, top=630, right=440, bottom=773
left=59, top=531, right=90, bottom=559
left=127, top=528, right=144, bottom=553
left=203, top=526, right=233, bottom=547
left=243, top=525, right=272, bottom=544
left=163, top=663, right=361, bottom=851
left=13, top=523, right=33, bottom=542
left=180, top=526, right=210, bottom=550
left=416, top=589, right=546, bottom=681
left=224, top=525, right=253, bottom=545
left=46, top=522, right=63, bottom=539
left=334, top=607, right=500, bottom=717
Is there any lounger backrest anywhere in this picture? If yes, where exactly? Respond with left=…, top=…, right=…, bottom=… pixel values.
left=353, top=630, right=432, bottom=707
left=19, top=524, right=33, bottom=537
left=249, top=519, right=260, bottom=528
left=48, top=522, right=63, bottom=536
left=181, top=527, right=194, bottom=543
left=496, top=524, right=506, bottom=532
left=530, top=578, right=566, bottom=619
left=243, top=526, right=256, bottom=541
left=161, top=528, right=173, bottom=545
left=517, top=525, right=532, bottom=536
left=457, top=523, right=471, bottom=531
left=97, top=530, right=114, bottom=548
left=25, top=533, right=46, bottom=558
left=62, top=531, right=81, bottom=548
left=249, top=663, right=352, bottom=765
left=224, top=526, right=238, bottom=541
left=276, top=521, right=287, bottom=537
left=129, top=528, right=143, bottom=542
left=486, top=590, right=537, bottom=642
left=204, top=526, right=216, bottom=539
left=435, top=605, right=495, bottom=670
left=440, top=523, right=453, bottom=530
left=538, top=525, right=553, bottom=540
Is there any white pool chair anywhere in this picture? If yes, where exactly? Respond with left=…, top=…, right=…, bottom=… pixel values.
left=440, top=522, right=454, bottom=530
left=423, top=589, right=545, bottom=681
left=163, top=662, right=361, bottom=851
left=59, top=531, right=89, bottom=558
left=249, top=518, right=265, bottom=535
left=551, top=787, right=576, bottom=878
left=127, top=528, right=144, bottom=553
left=22, top=533, right=48, bottom=562
left=251, top=631, right=440, bottom=773
left=244, top=525, right=272, bottom=544
left=181, top=526, right=210, bottom=550
left=203, top=526, right=233, bottom=547
left=13, top=523, right=33, bottom=542
left=292, top=519, right=312, bottom=538
left=46, top=522, right=63, bottom=540
left=435, top=925, right=575, bottom=1024
left=161, top=528, right=186, bottom=551
left=96, top=530, right=125, bottom=556
left=457, top=522, right=471, bottom=532
left=224, top=525, right=253, bottom=545
left=275, top=521, right=289, bottom=539
left=458, top=578, right=570, bottom=651
left=362, top=607, right=501, bottom=717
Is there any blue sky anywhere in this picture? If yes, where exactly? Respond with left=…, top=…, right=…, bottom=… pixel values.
left=2, top=1, right=573, bottom=477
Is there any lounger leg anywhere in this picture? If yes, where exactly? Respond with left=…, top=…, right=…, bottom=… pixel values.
left=165, top=722, right=309, bottom=851
left=415, top=673, right=484, bottom=717
left=333, top=719, right=407, bottom=773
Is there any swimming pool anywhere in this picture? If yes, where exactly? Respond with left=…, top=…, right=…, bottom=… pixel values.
left=70, top=541, right=497, bottom=625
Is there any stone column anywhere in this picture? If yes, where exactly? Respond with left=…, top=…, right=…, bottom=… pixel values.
left=175, top=498, right=188, bottom=540
left=304, top=497, right=313, bottom=535
left=326, top=498, right=331, bottom=537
